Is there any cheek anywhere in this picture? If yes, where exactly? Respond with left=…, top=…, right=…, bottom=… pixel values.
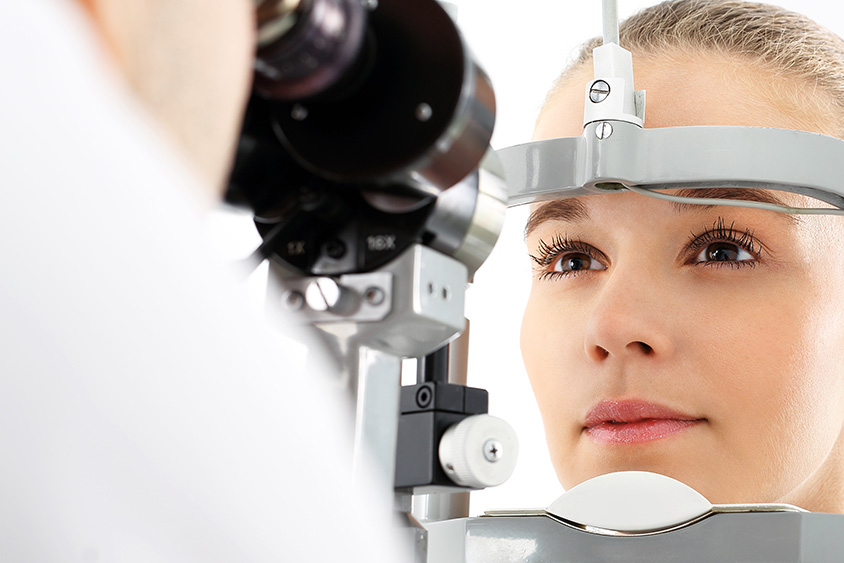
left=689, top=272, right=831, bottom=409
left=778, top=229, right=844, bottom=486
left=193, top=0, right=255, bottom=123
left=780, top=281, right=844, bottom=438
left=519, top=293, right=545, bottom=385
left=693, top=267, right=844, bottom=500
left=184, top=0, right=256, bottom=181
left=520, top=289, right=571, bottom=398
left=222, top=2, right=256, bottom=96
left=520, top=288, right=585, bottom=447
left=759, top=300, right=844, bottom=495
left=120, top=0, right=257, bottom=186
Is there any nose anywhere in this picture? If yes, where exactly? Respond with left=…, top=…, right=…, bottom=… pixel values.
left=583, top=268, right=674, bottom=363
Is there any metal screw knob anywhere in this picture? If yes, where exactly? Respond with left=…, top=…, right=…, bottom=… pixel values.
left=483, top=439, right=503, bottom=462
left=291, top=104, right=308, bottom=121
left=364, top=286, right=385, bottom=306
left=596, top=121, right=614, bottom=140
left=484, top=440, right=504, bottom=463
left=589, top=80, right=610, bottom=103
left=305, top=277, right=344, bottom=312
left=415, top=103, right=433, bottom=122
left=282, top=290, right=305, bottom=311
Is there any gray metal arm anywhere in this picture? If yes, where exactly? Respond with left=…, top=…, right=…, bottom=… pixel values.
left=498, top=121, right=844, bottom=209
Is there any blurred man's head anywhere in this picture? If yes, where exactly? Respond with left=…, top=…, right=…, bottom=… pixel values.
left=79, top=0, right=255, bottom=191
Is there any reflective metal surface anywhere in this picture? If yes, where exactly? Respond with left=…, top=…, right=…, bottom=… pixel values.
left=426, top=510, right=844, bottom=562
left=498, top=121, right=844, bottom=209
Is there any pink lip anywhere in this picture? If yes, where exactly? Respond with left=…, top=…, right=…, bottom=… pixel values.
left=583, top=400, right=705, bottom=445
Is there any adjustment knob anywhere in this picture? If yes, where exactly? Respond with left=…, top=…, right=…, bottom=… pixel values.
left=438, top=414, right=518, bottom=489
left=305, top=277, right=348, bottom=312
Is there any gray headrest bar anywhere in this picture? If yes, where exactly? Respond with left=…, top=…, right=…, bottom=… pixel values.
left=497, top=121, right=844, bottom=209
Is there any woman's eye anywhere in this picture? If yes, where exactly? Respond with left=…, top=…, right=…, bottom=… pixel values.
left=694, top=242, right=754, bottom=264
left=530, top=236, right=608, bottom=280
left=553, top=252, right=607, bottom=273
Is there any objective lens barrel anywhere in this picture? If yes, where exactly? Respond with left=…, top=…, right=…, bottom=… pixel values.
left=254, top=0, right=367, bottom=100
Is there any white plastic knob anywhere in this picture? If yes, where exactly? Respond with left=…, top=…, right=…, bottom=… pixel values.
left=438, top=414, right=518, bottom=489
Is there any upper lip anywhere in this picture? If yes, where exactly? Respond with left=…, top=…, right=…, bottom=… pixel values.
left=583, top=399, right=702, bottom=429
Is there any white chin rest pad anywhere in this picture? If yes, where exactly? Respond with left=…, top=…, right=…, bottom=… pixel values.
left=546, top=471, right=712, bottom=533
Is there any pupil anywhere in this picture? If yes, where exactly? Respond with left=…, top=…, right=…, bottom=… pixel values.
left=708, top=244, right=738, bottom=261
left=566, top=255, right=589, bottom=271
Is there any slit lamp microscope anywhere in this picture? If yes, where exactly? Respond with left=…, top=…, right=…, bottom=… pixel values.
left=228, top=0, right=844, bottom=560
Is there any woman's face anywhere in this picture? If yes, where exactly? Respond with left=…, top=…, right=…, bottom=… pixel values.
left=522, top=52, right=844, bottom=512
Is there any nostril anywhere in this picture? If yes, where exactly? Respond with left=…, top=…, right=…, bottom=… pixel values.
left=595, top=346, right=610, bottom=359
left=630, top=341, right=653, bottom=355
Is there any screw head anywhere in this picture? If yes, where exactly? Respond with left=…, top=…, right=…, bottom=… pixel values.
left=305, top=278, right=342, bottom=312
left=282, top=290, right=305, bottom=311
left=416, top=386, right=432, bottom=408
left=364, top=286, right=385, bottom=306
left=291, top=104, right=308, bottom=121
left=483, top=439, right=503, bottom=462
left=415, top=103, right=433, bottom=122
left=589, top=80, right=611, bottom=103
left=596, top=121, right=614, bottom=140
left=323, top=240, right=346, bottom=259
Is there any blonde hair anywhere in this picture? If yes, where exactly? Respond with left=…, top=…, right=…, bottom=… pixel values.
left=544, top=0, right=844, bottom=135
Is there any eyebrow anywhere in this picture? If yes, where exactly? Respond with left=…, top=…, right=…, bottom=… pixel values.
left=524, top=187, right=797, bottom=236
left=525, top=198, right=588, bottom=237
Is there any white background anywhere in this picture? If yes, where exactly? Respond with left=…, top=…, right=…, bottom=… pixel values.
left=210, top=0, right=844, bottom=517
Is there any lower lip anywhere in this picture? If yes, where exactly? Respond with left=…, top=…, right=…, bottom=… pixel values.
left=585, top=419, right=702, bottom=445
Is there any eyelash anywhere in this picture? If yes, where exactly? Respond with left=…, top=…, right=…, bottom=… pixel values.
left=529, top=235, right=603, bottom=281
left=529, top=217, right=762, bottom=281
left=685, top=217, right=761, bottom=268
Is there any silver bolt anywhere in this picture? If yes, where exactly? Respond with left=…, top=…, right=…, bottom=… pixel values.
left=362, top=0, right=378, bottom=10
left=364, top=286, right=385, bottom=306
left=305, top=277, right=342, bottom=312
left=415, top=103, right=433, bottom=122
left=589, top=80, right=610, bottom=103
left=282, top=290, right=305, bottom=311
left=596, top=121, right=613, bottom=140
left=291, top=104, right=308, bottom=121
left=483, top=439, right=503, bottom=463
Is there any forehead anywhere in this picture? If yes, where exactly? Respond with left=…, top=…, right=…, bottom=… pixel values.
left=525, top=188, right=806, bottom=237
left=534, top=51, right=836, bottom=141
